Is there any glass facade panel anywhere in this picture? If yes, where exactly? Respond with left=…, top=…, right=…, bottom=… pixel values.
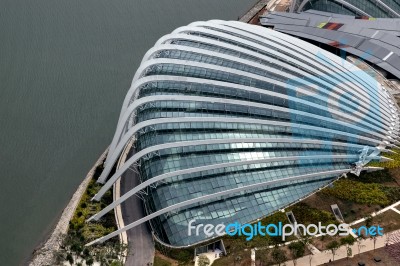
left=92, top=20, right=399, bottom=247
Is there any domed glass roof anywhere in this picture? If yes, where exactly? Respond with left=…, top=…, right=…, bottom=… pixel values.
left=87, top=20, right=399, bottom=247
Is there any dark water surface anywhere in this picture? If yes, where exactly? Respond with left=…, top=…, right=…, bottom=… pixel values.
left=0, top=0, right=257, bottom=264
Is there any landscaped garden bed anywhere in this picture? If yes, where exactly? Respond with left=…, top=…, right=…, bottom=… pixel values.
left=154, top=149, right=400, bottom=265
left=53, top=163, right=127, bottom=266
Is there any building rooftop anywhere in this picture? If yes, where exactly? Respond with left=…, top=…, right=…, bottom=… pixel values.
left=87, top=20, right=400, bottom=247
left=260, top=10, right=400, bottom=78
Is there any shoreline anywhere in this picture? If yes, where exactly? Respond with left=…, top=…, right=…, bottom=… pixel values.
left=29, top=148, right=109, bottom=266
left=26, top=2, right=270, bottom=264
left=112, top=138, right=135, bottom=264
left=239, top=0, right=270, bottom=23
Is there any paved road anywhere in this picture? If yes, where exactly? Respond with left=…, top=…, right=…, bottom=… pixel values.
left=120, top=154, right=155, bottom=266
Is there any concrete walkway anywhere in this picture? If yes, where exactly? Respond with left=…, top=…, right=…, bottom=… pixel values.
left=257, top=200, right=400, bottom=265
left=114, top=140, right=155, bottom=266
left=281, top=230, right=399, bottom=266
left=349, top=200, right=400, bottom=226
left=120, top=164, right=155, bottom=266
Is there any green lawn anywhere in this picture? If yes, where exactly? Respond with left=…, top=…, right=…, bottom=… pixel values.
left=154, top=256, right=173, bottom=266
left=368, top=149, right=400, bottom=168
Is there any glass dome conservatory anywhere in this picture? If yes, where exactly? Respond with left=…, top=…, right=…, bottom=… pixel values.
left=87, top=20, right=399, bottom=247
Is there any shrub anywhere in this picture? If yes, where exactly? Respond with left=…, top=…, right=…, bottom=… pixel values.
left=291, top=203, right=337, bottom=226
left=321, top=179, right=390, bottom=206
left=110, top=262, right=123, bottom=266
left=368, top=149, right=400, bottom=168
left=66, top=253, right=74, bottom=265
left=340, top=235, right=355, bottom=247
left=348, top=169, right=394, bottom=183
left=169, top=249, right=193, bottom=263
left=259, top=211, right=290, bottom=245
left=154, top=256, right=171, bottom=266
left=381, top=186, right=400, bottom=203
left=197, top=254, right=210, bottom=266
left=288, top=241, right=305, bottom=259
left=326, top=240, right=340, bottom=261
left=86, top=257, right=94, bottom=266
left=271, top=247, right=287, bottom=265
left=68, top=177, right=117, bottom=242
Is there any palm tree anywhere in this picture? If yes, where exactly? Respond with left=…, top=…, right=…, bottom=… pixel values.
left=356, top=237, right=365, bottom=256
left=371, top=235, right=378, bottom=254
left=308, top=253, right=313, bottom=266
left=198, top=254, right=211, bottom=266
left=256, top=247, right=270, bottom=266
left=326, top=240, right=340, bottom=261
left=271, top=246, right=287, bottom=266
left=288, top=241, right=305, bottom=266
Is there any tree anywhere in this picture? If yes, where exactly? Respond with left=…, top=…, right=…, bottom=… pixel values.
left=308, top=253, right=313, bottom=266
left=86, top=257, right=94, bottom=266
left=256, top=248, right=270, bottom=266
left=241, top=258, right=253, bottom=265
left=53, top=250, right=65, bottom=265
left=299, top=233, right=313, bottom=250
left=385, top=233, right=390, bottom=246
left=70, top=241, right=83, bottom=261
left=110, top=262, right=123, bottom=266
left=197, top=254, right=210, bottom=266
left=340, top=235, right=355, bottom=247
left=371, top=235, right=378, bottom=253
left=113, top=241, right=128, bottom=260
left=271, top=246, right=287, bottom=266
left=66, top=253, right=74, bottom=266
left=234, top=255, right=242, bottom=266
left=365, top=215, right=373, bottom=227
left=326, top=240, right=340, bottom=261
left=288, top=241, right=305, bottom=266
left=346, top=247, right=352, bottom=260
left=230, top=239, right=245, bottom=266
left=340, top=235, right=355, bottom=260
left=95, top=248, right=108, bottom=265
left=298, top=234, right=314, bottom=266
left=82, top=247, right=91, bottom=259
left=356, top=237, right=365, bottom=255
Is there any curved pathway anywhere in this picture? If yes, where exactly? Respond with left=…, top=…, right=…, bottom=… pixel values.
left=120, top=148, right=155, bottom=266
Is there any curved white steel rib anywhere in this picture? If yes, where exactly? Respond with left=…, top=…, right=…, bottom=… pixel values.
left=219, top=20, right=394, bottom=110
left=87, top=168, right=350, bottom=246
left=90, top=153, right=368, bottom=222
left=96, top=114, right=386, bottom=193
left=182, top=22, right=389, bottom=107
left=374, top=0, right=400, bottom=17
left=98, top=93, right=389, bottom=186
left=116, top=21, right=390, bottom=124
left=108, top=21, right=393, bottom=149
left=142, top=45, right=391, bottom=128
left=89, top=21, right=399, bottom=247
left=150, top=31, right=387, bottom=115
left=103, top=60, right=390, bottom=163
left=94, top=137, right=365, bottom=200
left=145, top=38, right=385, bottom=119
